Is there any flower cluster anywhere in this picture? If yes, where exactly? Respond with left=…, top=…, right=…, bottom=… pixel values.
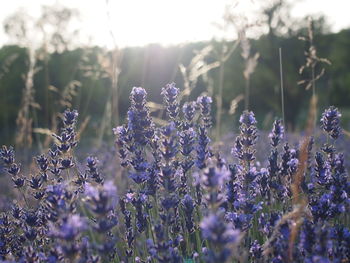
left=0, top=85, right=349, bottom=263
left=162, top=82, right=180, bottom=127
left=320, top=106, right=341, bottom=140
left=0, top=109, right=119, bottom=262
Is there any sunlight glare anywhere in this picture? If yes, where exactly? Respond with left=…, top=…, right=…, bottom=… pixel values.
left=101, top=0, right=225, bottom=47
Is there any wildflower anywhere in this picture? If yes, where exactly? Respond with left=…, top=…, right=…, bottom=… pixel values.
left=299, top=220, right=316, bottom=255
left=280, top=143, right=292, bottom=177
left=314, top=152, right=331, bottom=186
left=329, top=225, right=350, bottom=261
left=131, top=194, right=148, bottom=233
left=127, top=87, right=154, bottom=146
left=113, top=125, right=130, bottom=167
left=94, top=213, right=118, bottom=233
left=12, top=176, right=25, bottom=188
left=288, top=157, right=299, bottom=174
left=59, top=157, right=74, bottom=170
left=53, top=110, right=79, bottom=154
left=63, top=109, right=78, bottom=127
left=225, top=211, right=251, bottom=230
left=24, top=227, right=37, bottom=241
left=86, top=156, right=103, bottom=184
left=23, top=211, right=40, bottom=227
left=161, top=194, right=179, bottom=211
left=182, top=101, right=196, bottom=129
left=269, top=119, right=284, bottom=147
left=320, top=106, right=341, bottom=139
left=310, top=193, right=333, bottom=221
left=226, top=164, right=240, bottom=207
left=146, top=224, right=182, bottom=262
left=181, top=194, right=195, bottom=233
left=162, top=83, right=180, bottom=124
left=160, top=165, right=177, bottom=193
left=45, top=184, right=67, bottom=210
left=85, top=181, right=118, bottom=216
left=239, top=110, right=257, bottom=126
left=50, top=214, right=85, bottom=241
left=202, top=166, right=229, bottom=189
left=6, top=163, right=20, bottom=176
left=179, top=128, right=196, bottom=173
left=130, top=87, right=147, bottom=108
left=145, top=165, right=159, bottom=196
left=119, top=198, right=135, bottom=258
left=196, top=126, right=211, bottom=169
left=200, top=212, right=241, bottom=262
left=0, top=145, right=15, bottom=165
left=197, top=95, right=212, bottom=128
left=200, top=214, right=239, bottom=245
left=160, top=122, right=178, bottom=161
left=257, top=168, right=270, bottom=199
left=233, top=111, right=257, bottom=165
left=249, top=240, right=263, bottom=262
left=12, top=205, right=22, bottom=220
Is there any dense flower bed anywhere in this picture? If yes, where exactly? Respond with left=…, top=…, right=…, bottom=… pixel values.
left=0, top=84, right=349, bottom=263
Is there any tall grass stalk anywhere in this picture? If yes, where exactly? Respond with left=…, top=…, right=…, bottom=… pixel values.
left=241, top=32, right=259, bottom=111
left=298, top=17, right=331, bottom=126
left=16, top=48, right=42, bottom=155
left=215, top=38, right=240, bottom=141
left=179, top=45, right=220, bottom=102
left=288, top=95, right=317, bottom=262
left=279, top=48, right=285, bottom=130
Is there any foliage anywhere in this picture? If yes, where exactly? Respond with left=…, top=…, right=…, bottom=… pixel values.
left=1, top=27, right=350, bottom=145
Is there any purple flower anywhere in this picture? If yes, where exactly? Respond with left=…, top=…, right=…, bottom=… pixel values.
left=85, top=181, right=118, bottom=215
left=63, top=109, right=78, bottom=127
left=197, top=95, right=212, bottom=128
left=29, top=175, right=42, bottom=189
left=129, top=171, right=149, bottom=184
left=113, top=125, right=130, bottom=167
left=86, top=156, right=103, bottom=184
left=196, top=126, right=211, bottom=169
left=320, top=106, right=341, bottom=139
left=201, top=213, right=239, bottom=244
left=50, top=215, right=85, bottom=241
left=239, top=111, right=257, bottom=126
left=233, top=111, right=258, bottom=165
left=269, top=119, right=284, bottom=147
left=200, top=212, right=241, bottom=262
left=249, top=240, right=263, bottom=261
left=36, top=154, right=49, bottom=173
left=130, top=87, right=147, bottom=108
left=0, top=145, right=15, bottom=165
left=182, top=101, right=196, bottom=124
left=226, top=212, right=253, bottom=231
left=162, top=83, right=180, bottom=123
left=161, top=195, right=179, bottom=210
left=197, top=96, right=212, bottom=116
left=202, top=166, right=229, bottom=189
left=59, top=157, right=74, bottom=169
left=6, top=163, right=20, bottom=176
left=314, top=152, right=331, bottom=186
left=287, top=158, right=299, bottom=174
left=127, top=87, right=154, bottom=146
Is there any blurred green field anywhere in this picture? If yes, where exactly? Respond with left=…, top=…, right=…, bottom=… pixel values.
left=0, top=2, right=350, bottom=149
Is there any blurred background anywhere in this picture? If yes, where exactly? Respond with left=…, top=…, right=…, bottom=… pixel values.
left=1, top=0, right=350, bottom=149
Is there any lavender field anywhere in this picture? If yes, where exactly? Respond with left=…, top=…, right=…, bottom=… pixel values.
left=0, top=83, right=349, bottom=263
left=1, top=0, right=350, bottom=262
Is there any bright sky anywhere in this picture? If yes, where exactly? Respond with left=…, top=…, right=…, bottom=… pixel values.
left=0, top=0, right=349, bottom=48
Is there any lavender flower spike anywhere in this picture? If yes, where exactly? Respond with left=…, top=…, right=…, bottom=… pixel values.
left=320, top=106, right=341, bottom=139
